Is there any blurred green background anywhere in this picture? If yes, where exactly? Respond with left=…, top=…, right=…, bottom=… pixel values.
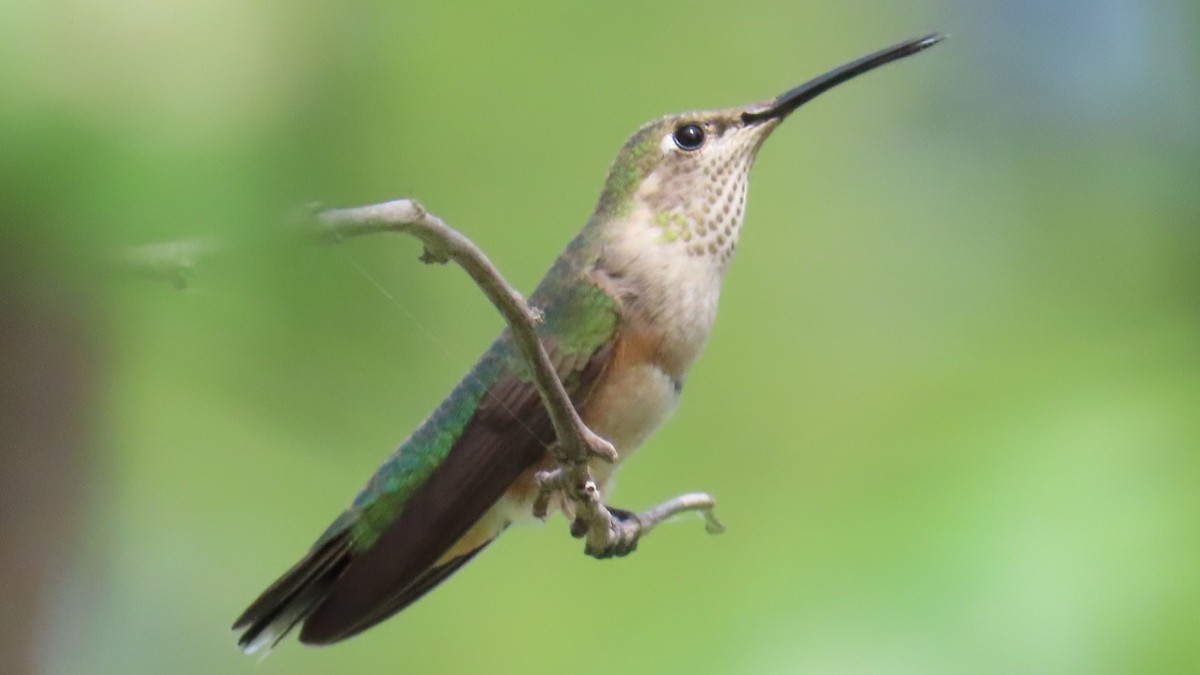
left=2, top=1, right=1198, bottom=673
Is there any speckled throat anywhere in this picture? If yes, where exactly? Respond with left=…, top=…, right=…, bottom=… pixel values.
left=644, top=122, right=769, bottom=267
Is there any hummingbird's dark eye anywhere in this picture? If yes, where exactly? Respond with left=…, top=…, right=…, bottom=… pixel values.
left=672, top=123, right=706, bottom=151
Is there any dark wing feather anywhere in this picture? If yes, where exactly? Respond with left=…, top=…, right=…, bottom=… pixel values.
left=319, top=537, right=496, bottom=644
left=297, top=340, right=612, bottom=644
left=380, top=537, right=495, bottom=616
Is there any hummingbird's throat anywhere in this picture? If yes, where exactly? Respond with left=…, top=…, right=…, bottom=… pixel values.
left=650, top=186, right=746, bottom=265
left=645, top=133, right=762, bottom=266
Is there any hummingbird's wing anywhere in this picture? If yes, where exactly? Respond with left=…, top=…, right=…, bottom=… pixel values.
left=234, top=246, right=623, bottom=651
left=298, top=336, right=613, bottom=644
left=234, top=329, right=617, bottom=650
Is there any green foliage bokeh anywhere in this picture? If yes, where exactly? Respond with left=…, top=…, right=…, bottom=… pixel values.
left=4, top=1, right=1199, bottom=673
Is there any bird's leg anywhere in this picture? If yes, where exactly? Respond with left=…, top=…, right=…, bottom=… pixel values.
left=583, top=494, right=727, bottom=560
left=581, top=506, right=642, bottom=559
left=535, top=466, right=641, bottom=558
left=535, top=464, right=722, bottom=560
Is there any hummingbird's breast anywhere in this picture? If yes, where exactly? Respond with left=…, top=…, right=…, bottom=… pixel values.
left=600, top=201, right=729, bottom=375
left=479, top=312, right=686, bottom=532
left=577, top=314, right=684, bottom=485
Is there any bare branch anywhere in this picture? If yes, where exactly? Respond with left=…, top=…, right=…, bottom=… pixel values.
left=315, top=200, right=616, bottom=466
left=316, top=199, right=722, bottom=557
left=127, top=198, right=723, bottom=557
left=638, top=492, right=726, bottom=536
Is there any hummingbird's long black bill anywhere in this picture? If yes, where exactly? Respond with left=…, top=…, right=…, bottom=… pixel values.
left=741, top=32, right=944, bottom=124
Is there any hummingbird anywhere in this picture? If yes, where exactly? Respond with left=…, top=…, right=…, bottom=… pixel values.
left=234, top=33, right=943, bottom=652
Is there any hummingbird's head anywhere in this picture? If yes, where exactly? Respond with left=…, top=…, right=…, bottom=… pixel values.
left=591, top=33, right=943, bottom=266
left=592, top=108, right=778, bottom=265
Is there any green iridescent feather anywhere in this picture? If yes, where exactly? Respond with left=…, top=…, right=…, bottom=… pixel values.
left=319, top=223, right=620, bottom=552
left=593, top=122, right=664, bottom=219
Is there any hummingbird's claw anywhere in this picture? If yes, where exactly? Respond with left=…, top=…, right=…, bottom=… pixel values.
left=606, top=506, right=637, bottom=523
left=570, top=515, right=589, bottom=538
left=584, top=505, right=644, bottom=559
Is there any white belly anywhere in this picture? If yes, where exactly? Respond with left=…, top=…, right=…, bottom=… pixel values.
left=478, top=359, right=680, bottom=539
left=581, top=361, right=680, bottom=487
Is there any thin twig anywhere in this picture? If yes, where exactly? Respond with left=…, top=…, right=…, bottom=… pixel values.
left=315, top=199, right=616, bottom=466
left=638, top=492, right=726, bottom=536
left=315, top=199, right=721, bottom=556
left=124, top=198, right=723, bottom=556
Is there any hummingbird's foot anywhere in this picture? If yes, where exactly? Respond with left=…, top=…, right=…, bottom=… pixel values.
left=575, top=506, right=644, bottom=560
left=606, top=506, right=638, bottom=523
left=540, top=470, right=721, bottom=560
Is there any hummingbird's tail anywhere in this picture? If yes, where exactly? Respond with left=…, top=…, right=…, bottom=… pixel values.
left=233, top=525, right=497, bottom=652
left=232, top=530, right=353, bottom=655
